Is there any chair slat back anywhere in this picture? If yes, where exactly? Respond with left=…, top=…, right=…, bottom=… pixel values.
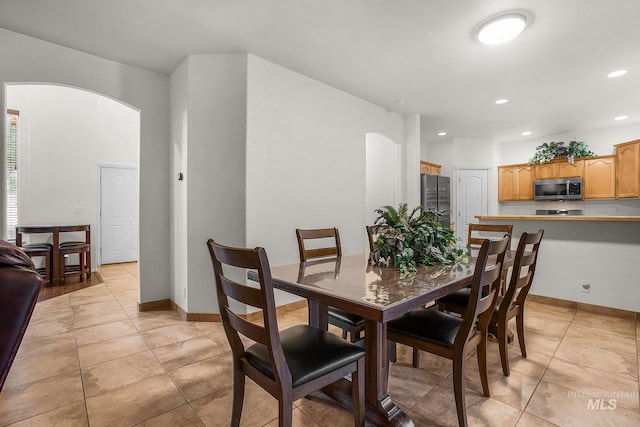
left=207, top=239, right=287, bottom=372
left=457, top=235, right=509, bottom=346
left=296, top=228, right=342, bottom=262
left=502, top=230, right=544, bottom=310
left=468, top=223, right=513, bottom=248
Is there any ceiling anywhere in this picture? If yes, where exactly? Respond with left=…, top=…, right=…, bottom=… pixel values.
left=1, top=0, right=639, bottom=143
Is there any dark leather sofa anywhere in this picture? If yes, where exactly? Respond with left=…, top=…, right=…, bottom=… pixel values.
left=0, top=240, right=42, bottom=392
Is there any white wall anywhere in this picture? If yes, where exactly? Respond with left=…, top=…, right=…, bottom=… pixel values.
left=169, top=58, right=189, bottom=309
left=366, top=133, right=400, bottom=226
left=0, top=28, right=170, bottom=304
left=495, top=122, right=640, bottom=166
left=7, top=85, right=139, bottom=265
left=245, top=55, right=405, bottom=269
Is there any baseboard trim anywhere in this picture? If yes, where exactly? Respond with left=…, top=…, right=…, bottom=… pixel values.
left=139, top=298, right=307, bottom=322
left=529, top=294, right=637, bottom=320
left=138, top=298, right=172, bottom=312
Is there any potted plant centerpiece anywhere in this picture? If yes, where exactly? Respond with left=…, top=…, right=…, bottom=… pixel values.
left=370, top=203, right=468, bottom=275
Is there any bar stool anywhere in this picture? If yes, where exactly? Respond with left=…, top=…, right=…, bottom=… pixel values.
left=21, top=243, right=52, bottom=283
left=58, top=241, right=91, bottom=281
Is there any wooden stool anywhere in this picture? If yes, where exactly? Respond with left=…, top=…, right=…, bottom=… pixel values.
left=58, top=242, right=91, bottom=281
left=21, top=243, right=52, bottom=283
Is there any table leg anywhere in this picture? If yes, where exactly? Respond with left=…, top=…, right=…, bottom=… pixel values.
left=307, top=300, right=328, bottom=330
left=362, top=319, right=413, bottom=426
left=52, top=227, right=61, bottom=282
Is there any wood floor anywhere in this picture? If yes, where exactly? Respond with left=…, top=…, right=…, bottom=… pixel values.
left=37, top=272, right=104, bottom=302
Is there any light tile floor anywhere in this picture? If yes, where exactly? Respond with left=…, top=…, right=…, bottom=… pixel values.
left=1, top=262, right=639, bottom=426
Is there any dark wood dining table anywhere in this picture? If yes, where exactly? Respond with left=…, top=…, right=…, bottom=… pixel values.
left=250, top=253, right=483, bottom=426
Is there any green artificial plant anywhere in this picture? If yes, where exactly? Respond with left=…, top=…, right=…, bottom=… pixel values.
left=528, top=140, right=596, bottom=165
left=370, top=203, right=468, bottom=275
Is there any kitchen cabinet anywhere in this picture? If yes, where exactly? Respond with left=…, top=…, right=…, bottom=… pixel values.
left=615, top=139, right=640, bottom=198
left=420, top=161, right=441, bottom=175
left=583, top=155, right=616, bottom=199
left=498, top=164, right=533, bottom=201
left=533, top=159, right=584, bottom=179
left=557, top=159, right=584, bottom=178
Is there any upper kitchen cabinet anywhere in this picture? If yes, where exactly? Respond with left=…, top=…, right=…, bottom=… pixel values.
left=420, top=161, right=441, bottom=175
left=615, top=139, right=640, bottom=198
left=533, top=159, right=584, bottom=179
left=498, top=164, right=533, bottom=201
left=583, top=155, right=616, bottom=199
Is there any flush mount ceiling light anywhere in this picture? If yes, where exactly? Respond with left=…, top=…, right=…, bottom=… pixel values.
left=614, top=115, right=628, bottom=121
left=438, top=132, right=447, bottom=136
left=521, top=131, right=532, bottom=136
left=477, top=13, right=527, bottom=44
left=495, top=99, right=509, bottom=105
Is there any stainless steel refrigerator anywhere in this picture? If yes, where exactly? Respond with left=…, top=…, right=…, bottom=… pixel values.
left=420, top=174, right=451, bottom=228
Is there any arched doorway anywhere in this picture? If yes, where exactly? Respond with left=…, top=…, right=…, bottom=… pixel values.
left=5, top=83, right=140, bottom=268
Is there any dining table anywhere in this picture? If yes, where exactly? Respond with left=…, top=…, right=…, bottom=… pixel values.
left=250, top=253, right=486, bottom=426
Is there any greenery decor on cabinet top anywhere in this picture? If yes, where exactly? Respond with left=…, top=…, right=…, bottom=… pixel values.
left=528, top=140, right=596, bottom=165
left=370, top=203, right=468, bottom=275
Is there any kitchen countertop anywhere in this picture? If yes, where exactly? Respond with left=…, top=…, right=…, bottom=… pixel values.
left=475, top=215, right=640, bottom=222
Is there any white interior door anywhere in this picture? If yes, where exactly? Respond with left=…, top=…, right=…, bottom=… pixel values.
left=101, top=166, right=139, bottom=264
left=456, top=168, right=489, bottom=245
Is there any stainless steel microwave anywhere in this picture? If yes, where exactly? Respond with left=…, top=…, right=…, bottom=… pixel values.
left=534, top=177, right=583, bottom=200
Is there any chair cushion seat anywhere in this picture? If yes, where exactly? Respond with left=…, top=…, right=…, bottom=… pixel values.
left=328, top=307, right=365, bottom=327
left=438, top=289, right=512, bottom=316
left=387, top=308, right=462, bottom=349
left=244, top=324, right=365, bottom=388
left=59, top=242, right=90, bottom=250
left=437, top=288, right=471, bottom=308
left=21, top=244, right=52, bottom=253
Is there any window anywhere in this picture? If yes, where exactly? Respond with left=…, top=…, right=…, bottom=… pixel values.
left=6, top=109, right=19, bottom=241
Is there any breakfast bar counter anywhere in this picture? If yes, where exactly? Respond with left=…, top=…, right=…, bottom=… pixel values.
left=474, top=216, right=640, bottom=313
left=476, top=215, right=640, bottom=222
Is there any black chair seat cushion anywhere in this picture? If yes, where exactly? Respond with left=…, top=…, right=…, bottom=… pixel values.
left=328, top=307, right=365, bottom=327
left=439, top=289, right=511, bottom=315
left=244, top=324, right=365, bottom=388
left=437, top=288, right=471, bottom=308
left=59, top=242, right=90, bottom=250
left=388, top=308, right=462, bottom=349
left=21, top=245, right=52, bottom=254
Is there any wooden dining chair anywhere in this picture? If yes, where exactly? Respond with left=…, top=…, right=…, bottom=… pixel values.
left=207, top=240, right=365, bottom=427
left=467, top=223, right=513, bottom=248
left=436, top=230, right=544, bottom=376
left=295, top=228, right=365, bottom=342
left=387, top=236, right=509, bottom=427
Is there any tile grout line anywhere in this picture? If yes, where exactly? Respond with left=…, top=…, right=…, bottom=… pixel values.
left=517, top=306, right=577, bottom=424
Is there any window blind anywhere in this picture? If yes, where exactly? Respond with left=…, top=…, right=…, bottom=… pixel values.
left=6, top=109, right=19, bottom=241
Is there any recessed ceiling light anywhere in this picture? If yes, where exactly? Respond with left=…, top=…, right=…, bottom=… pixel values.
left=614, top=115, right=628, bottom=121
left=438, top=132, right=447, bottom=136
left=608, top=70, right=627, bottom=78
left=521, top=131, right=532, bottom=136
left=477, top=13, right=527, bottom=45
left=495, top=99, right=509, bottom=105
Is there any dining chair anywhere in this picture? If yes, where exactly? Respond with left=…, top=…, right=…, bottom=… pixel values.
left=467, top=223, right=513, bottom=248
left=387, top=236, right=509, bottom=427
left=435, top=230, right=544, bottom=376
left=295, top=228, right=365, bottom=342
left=207, top=239, right=365, bottom=427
